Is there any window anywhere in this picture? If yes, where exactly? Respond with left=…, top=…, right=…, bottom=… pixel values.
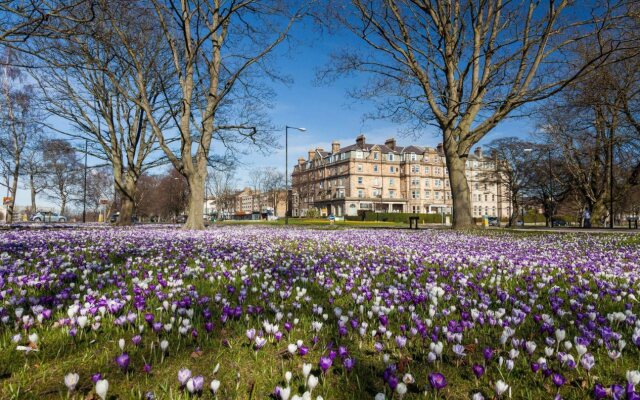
left=410, top=153, right=417, bottom=161
left=357, top=177, right=363, bottom=184
left=411, top=178, right=420, bottom=186
left=373, top=165, right=379, bottom=172
left=446, top=192, right=451, bottom=200
left=412, top=205, right=420, bottom=213
left=445, top=180, right=449, bottom=187
left=435, top=179, right=441, bottom=187
left=388, top=154, right=394, bottom=161
left=356, top=151, right=363, bottom=159
left=357, top=164, right=363, bottom=172
left=424, top=178, right=430, bottom=187
left=373, top=177, right=380, bottom=186
left=389, top=190, right=396, bottom=198
left=389, top=178, right=395, bottom=185
left=373, top=152, right=379, bottom=160
left=372, top=189, right=381, bottom=197
left=424, top=190, right=430, bottom=198
left=485, top=194, right=488, bottom=202
left=492, top=206, right=496, bottom=216
left=389, top=166, right=394, bottom=173
left=358, top=189, right=364, bottom=198
left=435, top=191, right=440, bottom=199
left=411, top=190, right=419, bottom=199
left=411, top=165, right=420, bottom=173
left=492, top=194, right=495, bottom=201
left=424, top=166, right=430, bottom=174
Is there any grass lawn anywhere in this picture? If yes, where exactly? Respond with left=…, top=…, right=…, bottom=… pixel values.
left=0, top=227, right=639, bottom=399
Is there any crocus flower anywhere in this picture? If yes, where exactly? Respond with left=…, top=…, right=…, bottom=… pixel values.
left=472, top=364, right=485, bottom=378
left=64, top=372, right=79, bottom=391
left=186, top=376, right=204, bottom=394
left=495, top=380, right=509, bottom=397
left=210, top=379, right=220, bottom=394
left=302, top=363, right=312, bottom=379
left=343, top=357, right=355, bottom=371
left=308, top=374, right=319, bottom=391
left=115, top=352, right=130, bottom=371
left=428, top=372, right=447, bottom=390
left=319, top=356, right=332, bottom=372
left=593, top=384, right=607, bottom=399
left=552, top=373, right=565, bottom=387
left=96, top=379, right=109, bottom=400
left=178, top=368, right=192, bottom=386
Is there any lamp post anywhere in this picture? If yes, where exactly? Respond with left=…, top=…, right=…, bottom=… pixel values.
left=285, top=125, right=306, bottom=225
left=521, top=148, right=533, bottom=227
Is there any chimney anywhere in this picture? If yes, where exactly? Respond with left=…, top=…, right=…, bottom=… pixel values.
left=331, top=141, right=340, bottom=154
left=316, top=147, right=324, bottom=153
left=308, top=150, right=315, bottom=161
left=384, top=138, right=396, bottom=150
left=356, top=134, right=366, bottom=148
left=474, top=147, right=483, bottom=158
left=298, top=157, right=305, bottom=166
left=436, top=143, right=444, bottom=155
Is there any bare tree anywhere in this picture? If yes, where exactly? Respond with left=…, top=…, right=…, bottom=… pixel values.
left=41, top=139, right=82, bottom=215
left=102, top=0, right=307, bottom=229
left=0, top=50, right=40, bottom=222
left=484, top=137, right=537, bottom=227
left=0, top=0, right=95, bottom=55
left=207, top=166, right=236, bottom=219
left=261, top=167, right=285, bottom=215
left=21, top=134, right=48, bottom=212
left=34, top=0, right=173, bottom=226
left=81, top=166, right=112, bottom=216
left=324, top=0, right=622, bottom=228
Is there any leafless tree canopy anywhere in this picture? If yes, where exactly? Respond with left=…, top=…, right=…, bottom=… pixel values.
left=322, top=0, right=626, bottom=228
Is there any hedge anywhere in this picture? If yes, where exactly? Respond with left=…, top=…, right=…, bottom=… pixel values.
left=345, top=211, right=451, bottom=224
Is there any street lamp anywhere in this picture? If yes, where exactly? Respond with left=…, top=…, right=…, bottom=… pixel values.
left=285, top=126, right=307, bottom=225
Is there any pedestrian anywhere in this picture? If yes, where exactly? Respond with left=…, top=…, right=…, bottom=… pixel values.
left=583, top=208, right=591, bottom=228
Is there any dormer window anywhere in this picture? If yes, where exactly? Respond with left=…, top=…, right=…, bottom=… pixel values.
left=373, top=152, right=379, bottom=160
left=388, top=154, right=394, bottom=161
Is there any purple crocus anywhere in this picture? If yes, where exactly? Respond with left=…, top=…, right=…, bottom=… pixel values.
left=483, top=347, right=494, bottom=361
left=91, top=373, right=102, bottom=383
left=132, top=335, right=142, bottom=346
left=178, top=368, right=192, bottom=386
left=298, top=345, right=309, bottom=356
left=343, top=357, right=355, bottom=371
left=472, top=364, right=485, bottom=378
left=115, top=353, right=130, bottom=371
left=319, top=356, right=333, bottom=372
left=552, top=373, right=565, bottom=387
left=428, top=372, right=447, bottom=390
left=593, top=384, right=607, bottom=399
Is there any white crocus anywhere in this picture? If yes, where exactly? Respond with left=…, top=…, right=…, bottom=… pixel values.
left=64, top=373, right=79, bottom=391
left=96, top=379, right=109, bottom=400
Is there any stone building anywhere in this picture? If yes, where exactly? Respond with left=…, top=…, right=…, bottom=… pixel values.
left=291, top=135, right=509, bottom=218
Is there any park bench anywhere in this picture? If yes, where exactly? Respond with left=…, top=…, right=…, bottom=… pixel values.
left=627, top=217, right=638, bottom=229
left=409, top=216, right=419, bottom=230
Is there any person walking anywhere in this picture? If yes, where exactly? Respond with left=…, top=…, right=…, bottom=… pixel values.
left=583, top=208, right=591, bottom=228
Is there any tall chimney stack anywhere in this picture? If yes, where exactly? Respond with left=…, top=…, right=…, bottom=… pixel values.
left=308, top=150, right=315, bottom=161
left=384, top=138, right=396, bottom=150
left=356, top=134, right=366, bottom=148
left=331, top=141, right=340, bottom=154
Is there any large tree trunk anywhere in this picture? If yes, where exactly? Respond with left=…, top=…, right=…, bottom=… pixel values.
left=7, top=165, right=19, bottom=222
left=184, top=165, right=205, bottom=230
left=60, top=197, right=67, bottom=216
left=445, top=150, right=474, bottom=229
left=116, top=174, right=137, bottom=226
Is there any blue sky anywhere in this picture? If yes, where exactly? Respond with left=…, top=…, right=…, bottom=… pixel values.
left=14, top=17, right=536, bottom=210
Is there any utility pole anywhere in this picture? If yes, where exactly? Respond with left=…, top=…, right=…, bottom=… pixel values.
left=609, top=132, right=614, bottom=229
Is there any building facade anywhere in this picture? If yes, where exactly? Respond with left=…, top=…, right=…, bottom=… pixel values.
left=205, top=188, right=287, bottom=219
left=291, top=135, right=509, bottom=218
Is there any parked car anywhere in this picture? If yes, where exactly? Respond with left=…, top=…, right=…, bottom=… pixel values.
left=551, top=219, right=567, bottom=227
left=109, top=212, right=139, bottom=224
left=487, top=216, right=500, bottom=227
left=515, top=220, right=524, bottom=226
left=31, top=211, right=67, bottom=223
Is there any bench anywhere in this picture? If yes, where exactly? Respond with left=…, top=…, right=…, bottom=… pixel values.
left=409, top=216, right=419, bottom=230
left=628, top=217, right=639, bottom=229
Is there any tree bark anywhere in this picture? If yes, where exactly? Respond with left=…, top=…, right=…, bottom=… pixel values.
left=116, top=176, right=137, bottom=226
left=29, top=173, right=36, bottom=212
left=445, top=150, right=474, bottom=229
left=7, top=163, right=19, bottom=222
left=183, top=161, right=205, bottom=230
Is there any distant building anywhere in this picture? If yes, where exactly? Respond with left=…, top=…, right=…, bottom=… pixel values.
left=291, top=135, right=509, bottom=218
left=205, top=188, right=287, bottom=219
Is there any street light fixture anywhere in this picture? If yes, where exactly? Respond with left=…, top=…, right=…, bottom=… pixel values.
left=285, top=125, right=307, bottom=225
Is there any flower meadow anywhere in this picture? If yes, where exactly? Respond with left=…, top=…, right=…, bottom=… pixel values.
left=0, top=227, right=639, bottom=400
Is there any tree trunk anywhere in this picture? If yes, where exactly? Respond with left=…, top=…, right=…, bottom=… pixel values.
left=184, top=172, right=205, bottom=230
left=119, top=196, right=135, bottom=226
left=60, top=197, right=66, bottom=216
left=116, top=174, right=137, bottom=226
left=29, top=173, right=37, bottom=213
left=445, top=151, right=474, bottom=229
left=7, top=165, right=19, bottom=222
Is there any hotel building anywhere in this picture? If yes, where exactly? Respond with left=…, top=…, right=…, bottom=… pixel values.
left=291, top=135, right=509, bottom=218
